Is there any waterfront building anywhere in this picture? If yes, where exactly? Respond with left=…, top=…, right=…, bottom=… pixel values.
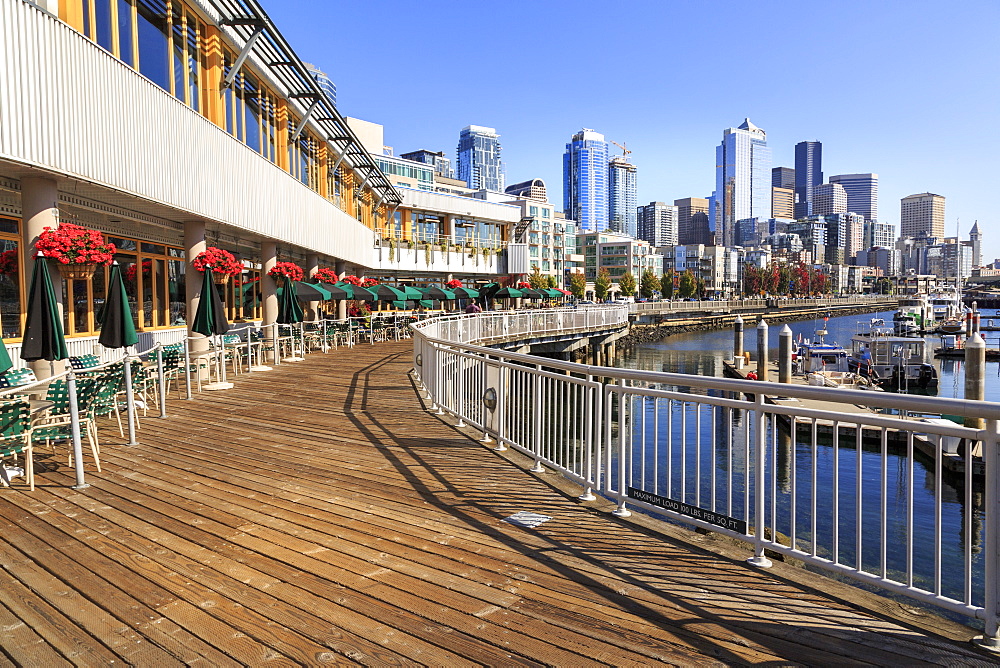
left=829, top=173, right=878, bottom=222
left=864, top=220, right=896, bottom=252
left=577, top=230, right=661, bottom=295
left=900, top=192, right=945, bottom=239
left=504, top=179, right=547, bottom=201
left=564, top=129, right=610, bottom=233
left=457, top=125, right=504, bottom=191
left=399, top=150, right=456, bottom=180
left=713, top=119, right=772, bottom=247
left=661, top=244, right=741, bottom=297
left=772, top=166, right=795, bottom=189
left=608, top=157, right=638, bottom=237
left=970, top=221, right=982, bottom=267
left=304, top=63, right=337, bottom=106
left=794, top=141, right=823, bottom=218
left=811, top=183, right=848, bottom=216
left=771, top=186, right=795, bottom=219
left=637, top=202, right=679, bottom=247
left=675, top=197, right=712, bottom=245
left=502, top=195, right=571, bottom=287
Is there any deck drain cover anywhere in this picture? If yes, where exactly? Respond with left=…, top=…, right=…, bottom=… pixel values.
left=503, top=511, right=552, bottom=529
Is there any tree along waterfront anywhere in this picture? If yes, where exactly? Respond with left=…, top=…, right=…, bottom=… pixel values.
left=613, top=310, right=999, bottom=623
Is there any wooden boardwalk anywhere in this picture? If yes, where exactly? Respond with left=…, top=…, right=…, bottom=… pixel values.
left=0, top=341, right=994, bottom=666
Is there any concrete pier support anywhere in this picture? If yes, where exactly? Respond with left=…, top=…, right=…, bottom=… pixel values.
left=21, top=177, right=65, bottom=379
left=965, top=333, right=986, bottom=430
left=778, top=324, right=792, bottom=384
left=734, top=315, right=744, bottom=361
left=757, top=319, right=769, bottom=382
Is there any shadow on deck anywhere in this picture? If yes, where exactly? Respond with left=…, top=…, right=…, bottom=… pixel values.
left=0, top=341, right=993, bottom=665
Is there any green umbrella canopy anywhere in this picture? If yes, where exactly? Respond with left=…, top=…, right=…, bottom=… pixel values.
left=418, top=286, right=456, bottom=300
left=367, top=284, right=410, bottom=301
left=492, top=287, right=524, bottom=299
left=20, top=254, right=69, bottom=362
left=284, top=281, right=332, bottom=301
left=191, top=266, right=230, bottom=336
left=97, top=263, right=138, bottom=349
left=451, top=287, right=480, bottom=299
left=541, top=288, right=565, bottom=298
left=277, top=277, right=304, bottom=324
left=330, top=282, right=377, bottom=301
left=0, top=334, right=12, bottom=374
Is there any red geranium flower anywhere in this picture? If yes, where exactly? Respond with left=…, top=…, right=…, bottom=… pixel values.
left=35, top=223, right=116, bottom=265
left=314, top=267, right=339, bottom=283
left=445, top=279, right=462, bottom=289
left=268, top=262, right=304, bottom=282
left=192, top=246, right=242, bottom=277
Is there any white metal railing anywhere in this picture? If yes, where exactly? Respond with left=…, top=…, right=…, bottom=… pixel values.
left=412, top=306, right=1000, bottom=648
left=628, top=295, right=896, bottom=315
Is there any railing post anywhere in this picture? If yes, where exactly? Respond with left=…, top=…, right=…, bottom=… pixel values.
left=530, top=364, right=544, bottom=473
left=976, top=418, right=1000, bottom=651
left=66, top=370, right=89, bottom=490
left=613, top=377, right=631, bottom=517
left=156, top=346, right=167, bottom=418
left=748, top=392, right=772, bottom=567
left=184, top=337, right=193, bottom=400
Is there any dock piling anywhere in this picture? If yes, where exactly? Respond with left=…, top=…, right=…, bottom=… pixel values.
left=966, top=333, right=986, bottom=429
left=734, top=315, right=744, bottom=362
left=757, top=319, right=769, bottom=382
left=779, top=324, right=792, bottom=384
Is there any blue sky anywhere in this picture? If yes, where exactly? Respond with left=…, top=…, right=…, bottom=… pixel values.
left=266, top=0, right=999, bottom=260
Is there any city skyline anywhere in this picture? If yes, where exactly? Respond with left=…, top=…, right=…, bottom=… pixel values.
left=265, top=0, right=997, bottom=259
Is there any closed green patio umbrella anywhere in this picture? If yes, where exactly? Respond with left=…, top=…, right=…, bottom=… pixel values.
left=191, top=266, right=229, bottom=337
left=20, top=253, right=69, bottom=363
left=97, top=263, right=138, bottom=349
left=277, top=278, right=304, bottom=324
left=0, top=333, right=12, bottom=374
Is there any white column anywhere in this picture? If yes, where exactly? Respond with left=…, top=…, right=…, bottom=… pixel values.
left=306, top=253, right=319, bottom=321
left=261, top=241, right=278, bottom=364
left=335, top=259, right=348, bottom=321
left=21, top=177, right=64, bottom=379
left=184, top=221, right=208, bottom=352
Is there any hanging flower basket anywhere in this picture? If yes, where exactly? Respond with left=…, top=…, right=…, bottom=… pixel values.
left=314, top=267, right=339, bottom=283
left=35, top=223, right=116, bottom=281
left=268, top=261, right=304, bottom=285
left=192, top=246, right=242, bottom=281
left=58, top=263, right=98, bottom=281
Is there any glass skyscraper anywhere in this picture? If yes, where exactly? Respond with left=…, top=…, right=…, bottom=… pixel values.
left=713, top=119, right=771, bottom=247
left=564, top=129, right=609, bottom=233
left=829, top=173, right=878, bottom=222
left=608, top=156, right=637, bottom=237
left=794, top=141, right=823, bottom=219
left=457, top=125, right=504, bottom=191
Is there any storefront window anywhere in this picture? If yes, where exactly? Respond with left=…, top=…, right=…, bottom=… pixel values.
left=0, top=218, right=23, bottom=339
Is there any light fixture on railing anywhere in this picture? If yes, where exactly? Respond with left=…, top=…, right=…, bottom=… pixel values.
left=415, top=353, right=422, bottom=367
left=482, top=387, right=497, bottom=412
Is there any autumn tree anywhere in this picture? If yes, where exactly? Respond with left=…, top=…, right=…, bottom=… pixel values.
left=570, top=272, right=587, bottom=299
left=594, top=268, right=612, bottom=301
left=528, top=266, right=547, bottom=289
left=618, top=271, right=637, bottom=297
left=661, top=269, right=676, bottom=299
left=639, top=269, right=660, bottom=298
left=678, top=270, right=697, bottom=298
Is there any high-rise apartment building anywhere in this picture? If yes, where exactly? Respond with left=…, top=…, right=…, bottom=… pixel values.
left=303, top=63, right=337, bottom=105
left=399, top=149, right=455, bottom=179
left=675, top=197, right=712, bottom=245
left=713, top=119, right=771, bottom=247
left=818, top=213, right=865, bottom=264
left=772, top=187, right=795, bottom=219
left=794, top=141, right=823, bottom=218
left=564, top=129, right=610, bottom=233
left=608, top=156, right=638, bottom=237
left=772, top=166, right=795, bottom=189
left=829, top=173, right=878, bottom=222
left=864, top=220, right=896, bottom=250
left=637, top=201, right=679, bottom=247
left=812, top=182, right=848, bottom=216
left=900, top=192, right=945, bottom=238
left=457, top=125, right=504, bottom=191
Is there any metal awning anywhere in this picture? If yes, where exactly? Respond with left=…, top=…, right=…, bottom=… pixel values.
left=204, top=0, right=402, bottom=209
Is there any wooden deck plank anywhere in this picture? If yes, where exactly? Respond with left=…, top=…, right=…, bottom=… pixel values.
left=0, top=341, right=992, bottom=665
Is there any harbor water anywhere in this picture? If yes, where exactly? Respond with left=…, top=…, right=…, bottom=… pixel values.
left=614, top=310, right=998, bottom=618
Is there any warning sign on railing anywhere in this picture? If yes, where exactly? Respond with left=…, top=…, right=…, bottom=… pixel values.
left=627, top=487, right=747, bottom=534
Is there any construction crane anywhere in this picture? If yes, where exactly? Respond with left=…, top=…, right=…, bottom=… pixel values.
left=610, top=140, right=631, bottom=158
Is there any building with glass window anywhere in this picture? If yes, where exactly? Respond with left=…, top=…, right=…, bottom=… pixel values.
left=303, top=62, right=337, bottom=106
left=772, top=167, right=795, bottom=189
left=829, top=173, right=878, bottom=222
left=576, top=231, right=661, bottom=296
left=713, top=119, right=771, bottom=247
left=608, top=157, right=637, bottom=237
left=794, top=141, right=823, bottom=219
left=564, top=129, right=609, bottom=233
left=0, top=0, right=505, bottom=377
left=811, top=183, right=847, bottom=216
left=675, top=197, right=712, bottom=245
left=400, top=150, right=456, bottom=180
left=457, top=126, right=504, bottom=192
left=901, top=192, right=946, bottom=239
left=637, top=202, right=678, bottom=247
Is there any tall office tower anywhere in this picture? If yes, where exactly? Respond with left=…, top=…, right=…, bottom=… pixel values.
left=713, top=119, right=772, bottom=246
left=970, top=221, right=982, bottom=267
left=772, top=187, right=795, bottom=218
left=608, top=156, right=638, bottom=237
left=772, top=166, right=795, bottom=189
left=399, top=149, right=455, bottom=179
left=457, top=125, right=504, bottom=191
left=794, top=141, right=823, bottom=218
left=829, top=173, right=878, bottom=222
left=811, top=182, right=848, bottom=216
left=675, top=197, right=712, bottom=245
left=504, top=179, right=547, bottom=201
left=303, top=63, right=337, bottom=105
left=821, top=212, right=865, bottom=263
left=864, top=220, right=896, bottom=249
left=564, top=129, right=610, bottom=232
left=637, top=201, right=679, bottom=247
left=900, top=192, right=945, bottom=238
